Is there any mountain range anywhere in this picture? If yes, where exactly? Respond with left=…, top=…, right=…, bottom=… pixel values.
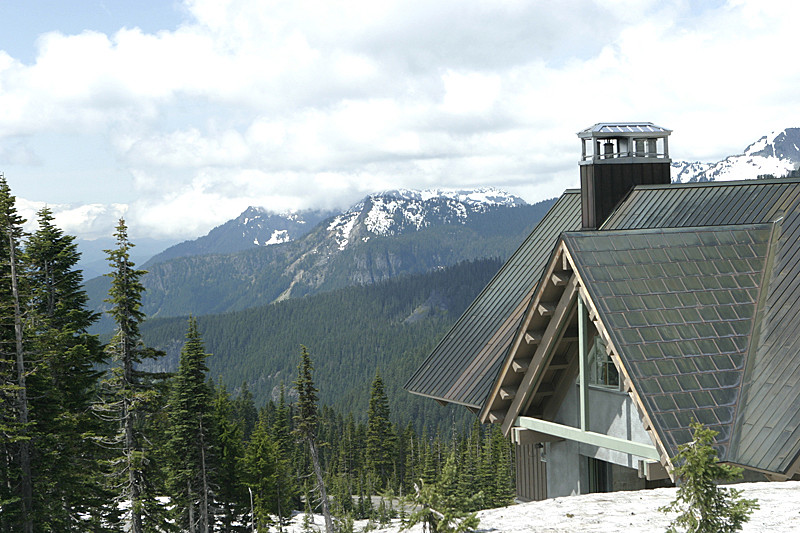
left=82, top=127, right=800, bottom=424
left=671, top=127, right=800, bottom=182
left=85, top=187, right=551, bottom=326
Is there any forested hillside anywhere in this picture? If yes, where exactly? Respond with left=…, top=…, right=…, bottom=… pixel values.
left=0, top=175, right=514, bottom=530
left=140, top=258, right=504, bottom=434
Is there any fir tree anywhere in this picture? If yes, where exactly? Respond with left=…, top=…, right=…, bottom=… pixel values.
left=210, top=382, right=247, bottom=532
left=0, top=174, right=32, bottom=532
left=244, top=414, right=281, bottom=531
left=24, top=207, right=113, bottom=529
left=660, top=421, right=759, bottom=533
left=95, top=218, right=168, bottom=533
left=233, top=381, right=258, bottom=442
left=165, top=317, right=214, bottom=532
left=366, top=370, right=395, bottom=490
left=294, top=345, right=334, bottom=533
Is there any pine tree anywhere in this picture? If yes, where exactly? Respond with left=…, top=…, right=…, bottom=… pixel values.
left=165, top=317, right=214, bottom=532
left=660, top=421, right=759, bottom=533
left=366, top=370, right=395, bottom=490
left=95, top=218, right=168, bottom=533
left=294, top=345, right=334, bottom=533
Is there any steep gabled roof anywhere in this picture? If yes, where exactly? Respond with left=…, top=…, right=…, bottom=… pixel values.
left=405, top=191, right=582, bottom=408
left=565, top=225, right=774, bottom=466
left=408, top=178, right=800, bottom=474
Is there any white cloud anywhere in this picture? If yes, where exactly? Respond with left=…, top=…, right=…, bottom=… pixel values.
left=2, top=0, right=800, bottom=241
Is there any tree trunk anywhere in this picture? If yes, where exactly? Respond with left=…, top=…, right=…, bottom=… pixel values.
left=188, top=480, right=195, bottom=533
left=200, top=418, right=209, bottom=533
left=8, top=229, right=32, bottom=533
left=307, top=437, right=334, bottom=533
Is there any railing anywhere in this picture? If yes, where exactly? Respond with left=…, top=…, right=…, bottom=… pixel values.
left=580, top=151, right=669, bottom=162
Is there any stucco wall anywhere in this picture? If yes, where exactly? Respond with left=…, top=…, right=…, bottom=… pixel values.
left=545, top=382, right=654, bottom=497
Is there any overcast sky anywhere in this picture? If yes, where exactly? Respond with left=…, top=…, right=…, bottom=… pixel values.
left=1, top=0, right=799, bottom=242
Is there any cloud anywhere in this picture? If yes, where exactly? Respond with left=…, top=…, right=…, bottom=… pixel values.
left=3, top=0, right=800, bottom=241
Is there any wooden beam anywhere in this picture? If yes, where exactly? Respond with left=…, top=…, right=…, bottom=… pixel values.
left=499, top=386, right=518, bottom=401
left=542, top=343, right=579, bottom=421
left=488, top=410, right=505, bottom=424
left=551, top=272, right=571, bottom=287
left=525, top=331, right=543, bottom=345
left=533, top=383, right=554, bottom=397
left=516, top=416, right=661, bottom=461
left=549, top=357, right=569, bottom=370
left=512, top=357, right=532, bottom=373
left=501, top=276, right=579, bottom=435
left=538, top=303, right=555, bottom=317
left=514, top=427, right=565, bottom=445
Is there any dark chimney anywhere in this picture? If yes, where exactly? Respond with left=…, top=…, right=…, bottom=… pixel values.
left=577, top=122, right=672, bottom=229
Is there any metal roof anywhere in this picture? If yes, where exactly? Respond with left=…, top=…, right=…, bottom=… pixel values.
left=565, top=224, right=773, bottom=464
left=577, top=122, right=672, bottom=138
left=404, top=191, right=583, bottom=408
left=603, top=179, right=800, bottom=230
left=408, top=177, right=800, bottom=474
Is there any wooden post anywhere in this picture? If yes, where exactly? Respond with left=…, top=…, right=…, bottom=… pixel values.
left=578, top=295, right=589, bottom=432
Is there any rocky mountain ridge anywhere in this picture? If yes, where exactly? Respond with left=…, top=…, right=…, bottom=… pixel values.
left=671, top=127, right=800, bottom=183
left=86, top=187, right=552, bottom=323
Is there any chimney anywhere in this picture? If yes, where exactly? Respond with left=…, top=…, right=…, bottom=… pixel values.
left=577, top=122, right=672, bottom=229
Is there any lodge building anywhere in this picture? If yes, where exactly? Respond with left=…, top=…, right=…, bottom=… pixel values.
left=405, top=123, right=800, bottom=500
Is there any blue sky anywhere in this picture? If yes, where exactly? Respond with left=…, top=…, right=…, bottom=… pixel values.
left=1, top=0, right=799, bottom=242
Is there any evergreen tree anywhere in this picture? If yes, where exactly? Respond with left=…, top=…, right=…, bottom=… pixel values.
left=244, top=414, right=281, bottom=530
left=210, top=382, right=247, bottom=532
left=366, top=370, right=395, bottom=490
left=233, top=381, right=258, bottom=442
left=0, top=174, right=32, bottom=532
left=95, top=218, right=168, bottom=533
left=660, top=421, right=759, bottom=533
left=24, top=207, right=114, bottom=529
left=165, top=317, right=214, bottom=532
left=294, top=345, right=334, bottom=533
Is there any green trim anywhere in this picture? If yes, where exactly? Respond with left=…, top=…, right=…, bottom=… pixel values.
left=578, top=295, right=589, bottom=431
left=516, top=415, right=660, bottom=461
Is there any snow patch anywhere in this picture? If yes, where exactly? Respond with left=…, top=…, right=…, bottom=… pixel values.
left=264, top=229, right=290, bottom=245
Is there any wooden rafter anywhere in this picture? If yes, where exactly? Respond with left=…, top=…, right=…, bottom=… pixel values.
left=500, top=274, right=579, bottom=435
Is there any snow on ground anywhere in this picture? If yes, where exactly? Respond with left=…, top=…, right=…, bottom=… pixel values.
left=280, top=481, right=800, bottom=532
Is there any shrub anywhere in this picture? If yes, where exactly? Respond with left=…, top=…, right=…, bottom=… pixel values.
left=660, top=421, right=759, bottom=533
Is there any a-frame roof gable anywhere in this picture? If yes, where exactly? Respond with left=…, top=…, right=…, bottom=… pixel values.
left=566, top=224, right=775, bottom=464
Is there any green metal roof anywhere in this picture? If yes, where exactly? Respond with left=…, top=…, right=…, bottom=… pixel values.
left=408, top=177, right=800, bottom=473
left=404, top=191, right=583, bottom=408
left=565, top=225, right=773, bottom=463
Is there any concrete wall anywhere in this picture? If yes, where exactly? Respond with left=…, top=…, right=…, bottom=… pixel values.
left=545, top=382, right=655, bottom=497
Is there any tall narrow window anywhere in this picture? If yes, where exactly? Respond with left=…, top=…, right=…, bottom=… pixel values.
left=587, top=336, right=620, bottom=390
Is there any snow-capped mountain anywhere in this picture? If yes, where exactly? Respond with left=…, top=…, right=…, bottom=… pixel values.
left=86, top=186, right=549, bottom=318
left=326, top=187, right=526, bottom=251
left=146, top=206, right=334, bottom=266
left=672, top=128, right=800, bottom=183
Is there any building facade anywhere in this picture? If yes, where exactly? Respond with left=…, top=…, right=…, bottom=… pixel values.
left=406, top=123, right=800, bottom=500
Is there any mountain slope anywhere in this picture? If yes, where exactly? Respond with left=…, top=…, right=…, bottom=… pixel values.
left=145, top=207, right=334, bottom=266
left=140, top=258, right=503, bottom=432
left=86, top=189, right=553, bottom=322
left=672, top=127, right=800, bottom=182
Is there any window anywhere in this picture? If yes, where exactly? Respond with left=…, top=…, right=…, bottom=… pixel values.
left=587, top=336, right=620, bottom=390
